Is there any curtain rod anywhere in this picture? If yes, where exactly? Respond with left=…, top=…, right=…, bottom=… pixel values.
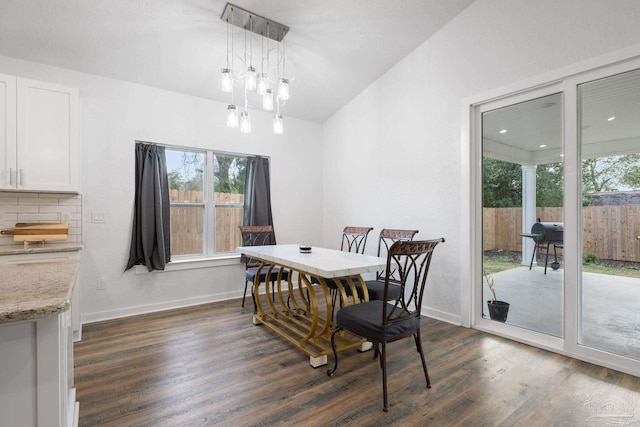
left=134, top=140, right=270, bottom=160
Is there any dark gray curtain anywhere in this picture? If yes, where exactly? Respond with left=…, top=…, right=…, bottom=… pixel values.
left=243, top=156, right=274, bottom=230
left=125, top=142, right=171, bottom=271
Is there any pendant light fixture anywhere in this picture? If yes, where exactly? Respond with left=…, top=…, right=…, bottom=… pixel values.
left=220, top=3, right=293, bottom=134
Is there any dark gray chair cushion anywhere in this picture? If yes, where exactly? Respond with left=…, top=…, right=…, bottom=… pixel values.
left=360, top=280, right=402, bottom=301
left=245, top=266, right=288, bottom=282
left=336, top=301, right=420, bottom=341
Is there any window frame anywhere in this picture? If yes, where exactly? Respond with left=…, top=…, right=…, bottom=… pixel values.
left=157, top=144, right=255, bottom=265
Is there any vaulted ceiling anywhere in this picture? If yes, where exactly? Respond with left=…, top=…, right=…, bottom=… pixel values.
left=0, top=0, right=475, bottom=122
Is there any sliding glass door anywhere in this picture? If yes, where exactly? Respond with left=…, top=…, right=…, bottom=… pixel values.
left=578, top=68, right=640, bottom=361
left=473, top=57, right=640, bottom=375
left=481, top=91, right=564, bottom=338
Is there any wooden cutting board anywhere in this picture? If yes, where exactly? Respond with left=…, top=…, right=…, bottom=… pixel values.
left=0, top=222, right=69, bottom=242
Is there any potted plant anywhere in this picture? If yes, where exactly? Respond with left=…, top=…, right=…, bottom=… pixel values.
left=485, top=272, right=509, bottom=322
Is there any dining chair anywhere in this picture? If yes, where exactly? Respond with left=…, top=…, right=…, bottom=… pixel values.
left=311, top=226, right=374, bottom=311
left=327, top=238, right=445, bottom=412
left=355, top=228, right=419, bottom=301
left=238, top=225, right=289, bottom=311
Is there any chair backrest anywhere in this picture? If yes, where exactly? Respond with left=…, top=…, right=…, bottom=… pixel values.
left=375, top=229, right=419, bottom=281
left=238, top=225, right=276, bottom=269
left=340, top=226, right=374, bottom=254
left=382, top=238, right=444, bottom=327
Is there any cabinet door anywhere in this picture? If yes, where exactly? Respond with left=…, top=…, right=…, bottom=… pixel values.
left=16, top=78, right=79, bottom=192
left=0, top=74, right=17, bottom=189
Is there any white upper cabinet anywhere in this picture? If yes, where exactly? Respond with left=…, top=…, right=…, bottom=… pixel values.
left=0, top=73, right=17, bottom=189
left=0, top=75, right=79, bottom=192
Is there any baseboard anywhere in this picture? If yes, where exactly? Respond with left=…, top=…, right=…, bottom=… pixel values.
left=82, top=291, right=242, bottom=324
left=421, top=306, right=462, bottom=326
left=82, top=282, right=305, bottom=324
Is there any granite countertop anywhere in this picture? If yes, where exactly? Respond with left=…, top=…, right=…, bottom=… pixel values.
left=0, top=260, right=79, bottom=324
left=0, top=242, right=83, bottom=256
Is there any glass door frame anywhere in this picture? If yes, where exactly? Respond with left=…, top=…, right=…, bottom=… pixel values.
left=465, top=52, right=640, bottom=378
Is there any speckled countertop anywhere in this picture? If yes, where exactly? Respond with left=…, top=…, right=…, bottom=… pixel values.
left=0, top=260, right=79, bottom=324
left=0, top=242, right=83, bottom=256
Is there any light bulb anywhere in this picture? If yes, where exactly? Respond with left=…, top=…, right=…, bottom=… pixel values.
left=256, top=73, right=269, bottom=95
left=226, top=105, right=239, bottom=128
left=263, top=89, right=274, bottom=111
left=240, top=110, right=251, bottom=133
left=278, top=78, right=289, bottom=101
left=245, top=66, right=257, bottom=90
left=273, top=114, right=284, bottom=134
left=221, top=68, right=233, bottom=93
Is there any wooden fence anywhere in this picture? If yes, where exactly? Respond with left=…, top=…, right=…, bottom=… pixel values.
left=484, top=206, right=640, bottom=262
left=169, top=190, right=244, bottom=255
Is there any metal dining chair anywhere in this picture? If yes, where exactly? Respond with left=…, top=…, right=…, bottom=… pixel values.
left=311, top=226, right=373, bottom=312
left=354, top=228, right=419, bottom=301
left=327, top=238, right=445, bottom=411
left=238, top=225, right=289, bottom=312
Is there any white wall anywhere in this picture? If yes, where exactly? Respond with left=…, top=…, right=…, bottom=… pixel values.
left=0, top=55, right=323, bottom=322
left=322, top=0, right=640, bottom=325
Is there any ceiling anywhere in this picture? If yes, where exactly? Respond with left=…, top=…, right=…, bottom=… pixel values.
left=0, top=0, right=475, bottom=123
left=483, top=68, right=640, bottom=164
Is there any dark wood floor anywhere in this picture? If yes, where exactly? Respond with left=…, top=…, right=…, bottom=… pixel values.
left=74, top=298, right=640, bottom=426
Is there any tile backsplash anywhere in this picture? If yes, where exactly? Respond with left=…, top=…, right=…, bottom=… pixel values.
left=0, top=192, right=82, bottom=247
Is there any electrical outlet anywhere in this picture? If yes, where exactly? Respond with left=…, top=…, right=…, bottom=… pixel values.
left=97, top=278, right=106, bottom=290
left=61, top=213, right=70, bottom=223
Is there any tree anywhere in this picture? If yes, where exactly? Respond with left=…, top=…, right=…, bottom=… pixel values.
left=483, top=154, right=640, bottom=208
left=583, top=154, right=640, bottom=193
left=167, top=152, right=204, bottom=191
left=214, top=156, right=246, bottom=194
left=483, top=158, right=522, bottom=208
left=536, top=162, right=563, bottom=207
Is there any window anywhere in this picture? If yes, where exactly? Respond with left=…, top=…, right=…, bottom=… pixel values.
left=166, top=148, right=247, bottom=258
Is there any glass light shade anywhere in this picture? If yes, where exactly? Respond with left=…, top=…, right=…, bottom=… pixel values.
left=226, top=104, right=239, bottom=128
left=256, top=73, right=269, bottom=95
left=245, top=66, right=257, bottom=91
left=262, top=89, right=274, bottom=111
left=273, top=114, right=284, bottom=134
left=240, top=110, right=251, bottom=133
left=278, top=78, right=290, bottom=101
left=221, top=68, right=233, bottom=93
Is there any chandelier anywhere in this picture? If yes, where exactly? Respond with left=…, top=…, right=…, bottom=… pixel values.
left=220, top=3, right=293, bottom=135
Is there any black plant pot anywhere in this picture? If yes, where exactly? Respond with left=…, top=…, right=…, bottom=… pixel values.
left=487, top=300, right=510, bottom=322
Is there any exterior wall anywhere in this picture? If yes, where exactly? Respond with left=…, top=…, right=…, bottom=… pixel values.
left=322, top=0, right=640, bottom=324
left=0, top=55, right=323, bottom=323
left=591, top=191, right=640, bottom=206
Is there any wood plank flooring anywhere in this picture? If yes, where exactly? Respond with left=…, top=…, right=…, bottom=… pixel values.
left=74, top=299, right=640, bottom=426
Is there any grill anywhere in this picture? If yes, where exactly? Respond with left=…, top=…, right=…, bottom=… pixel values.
left=521, top=221, right=563, bottom=274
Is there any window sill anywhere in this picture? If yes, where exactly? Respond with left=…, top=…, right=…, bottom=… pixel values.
left=134, top=254, right=241, bottom=274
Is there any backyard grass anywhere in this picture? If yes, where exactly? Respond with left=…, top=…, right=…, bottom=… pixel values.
left=483, top=250, right=640, bottom=278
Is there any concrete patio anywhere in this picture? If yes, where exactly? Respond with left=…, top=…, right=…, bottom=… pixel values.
left=484, top=266, right=640, bottom=360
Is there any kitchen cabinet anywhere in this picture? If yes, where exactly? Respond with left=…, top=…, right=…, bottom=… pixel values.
left=0, top=73, right=79, bottom=192
left=0, top=260, right=80, bottom=427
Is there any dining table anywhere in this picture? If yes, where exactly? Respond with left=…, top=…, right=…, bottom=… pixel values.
left=237, top=244, right=388, bottom=367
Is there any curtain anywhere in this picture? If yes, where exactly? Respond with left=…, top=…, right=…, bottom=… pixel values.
left=243, top=156, right=274, bottom=230
left=125, top=142, right=171, bottom=271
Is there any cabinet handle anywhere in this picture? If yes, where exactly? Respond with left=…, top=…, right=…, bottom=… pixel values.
left=9, top=168, right=14, bottom=186
left=18, top=169, right=23, bottom=187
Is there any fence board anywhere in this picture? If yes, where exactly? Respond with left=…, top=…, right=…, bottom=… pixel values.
left=169, top=191, right=244, bottom=255
left=483, top=206, right=640, bottom=262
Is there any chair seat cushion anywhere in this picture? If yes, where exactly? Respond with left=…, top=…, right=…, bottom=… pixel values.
left=310, top=275, right=359, bottom=294
left=336, top=300, right=420, bottom=341
left=359, top=280, right=402, bottom=301
left=245, top=266, right=289, bottom=282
